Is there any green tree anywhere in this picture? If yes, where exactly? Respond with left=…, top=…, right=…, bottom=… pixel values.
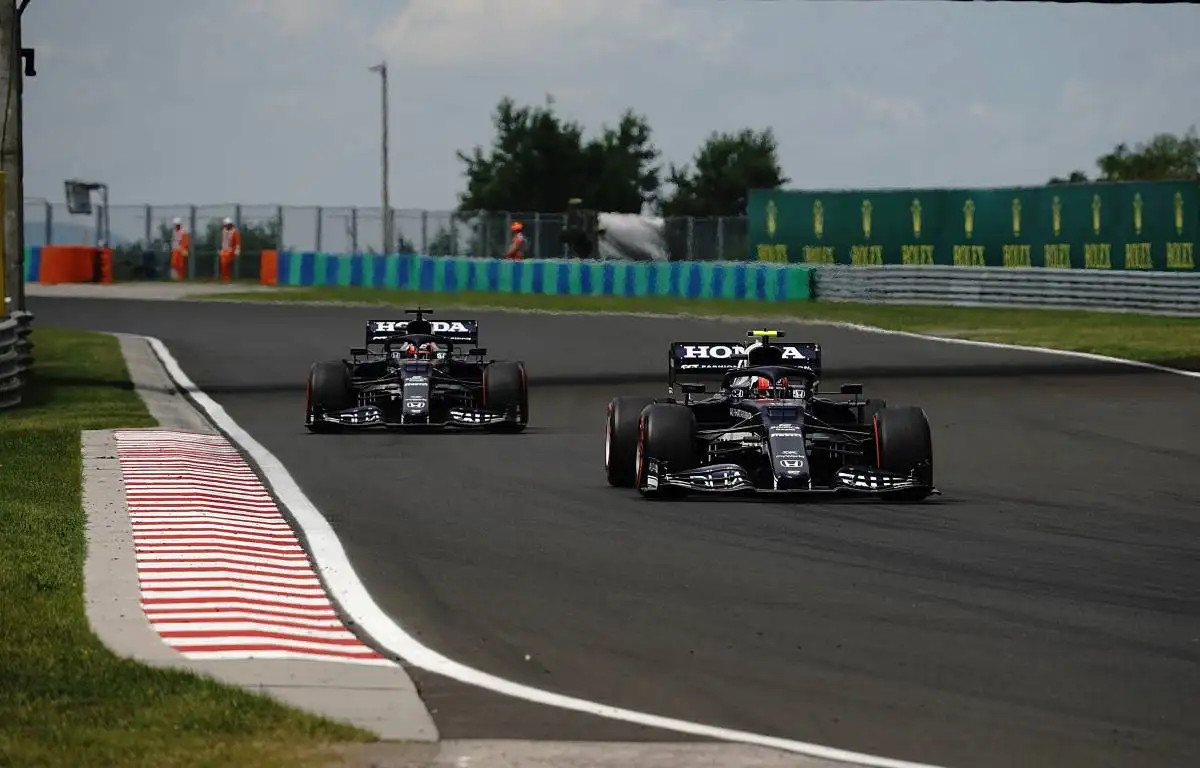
left=1097, top=126, right=1200, bottom=181
left=1048, top=170, right=1090, bottom=185
left=1050, top=127, right=1200, bottom=184
left=426, top=227, right=457, bottom=256
left=659, top=128, right=788, bottom=217
left=456, top=95, right=662, bottom=215
left=395, top=233, right=416, bottom=254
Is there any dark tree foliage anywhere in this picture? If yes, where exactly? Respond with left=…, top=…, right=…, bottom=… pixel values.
left=456, top=96, right=791, bottom=218
left=658, top=128, right=788, bottom=218
left=1050, top=126, right=1200, bottom=184
left=456, top=96, right=661, bottom=214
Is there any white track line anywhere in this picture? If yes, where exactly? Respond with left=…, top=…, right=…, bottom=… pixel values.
left=151, top=327, right=1193, bottom=768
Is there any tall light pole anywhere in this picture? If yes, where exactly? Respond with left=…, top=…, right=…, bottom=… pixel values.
left=368, top=61, right=390, bottom=255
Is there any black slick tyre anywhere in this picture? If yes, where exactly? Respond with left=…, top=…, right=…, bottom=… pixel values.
left=483, top=361, right=528, bottom=432
left=635, top=403, right=698, bottom=499
left=306, top=360, right=353, bottom=433
left=872, top=406, right=934, bottom=501
left=605, top=396, right=655, bottom=487
left=859, top=398, right=887, bottom=425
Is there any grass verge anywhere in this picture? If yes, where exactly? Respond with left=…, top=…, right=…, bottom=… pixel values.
left=198, top=285, right=1200, bottom=369
left=0, top=328, right=373, bottom=767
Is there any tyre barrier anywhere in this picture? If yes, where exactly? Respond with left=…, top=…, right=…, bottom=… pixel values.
left=813, top=265, right=1200, bottom=316
left=260, top=252, right=817, bottom=302
left=0, top=310, right=34, bottom=411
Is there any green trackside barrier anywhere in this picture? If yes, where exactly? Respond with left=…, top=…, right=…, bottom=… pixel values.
left=748, top=180, right=1199, bottom=271
left=274, top=252, right=816, bottom=302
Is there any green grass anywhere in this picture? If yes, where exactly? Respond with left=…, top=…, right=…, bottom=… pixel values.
left=0, top=328, right=373, bottom=767
left=199, top=285, right=1200, bottom=369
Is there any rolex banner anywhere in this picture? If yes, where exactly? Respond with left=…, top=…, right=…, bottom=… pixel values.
left=747, top=181, right=1198, bottom=271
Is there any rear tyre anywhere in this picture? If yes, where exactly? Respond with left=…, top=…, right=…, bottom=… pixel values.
left=605, top=396, right=655, bottom=487
left=306, top=360, right=353, bottom=433
left=483, top=361, right=528, bottom=433
left=635, top=404, right=698, bottom=499
left=872, top=406, right=934, bottom=501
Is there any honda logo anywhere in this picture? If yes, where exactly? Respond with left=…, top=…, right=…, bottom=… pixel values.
left=372, top=320, right=473, bottom=334
left=678, top=343, right=812, bottom=361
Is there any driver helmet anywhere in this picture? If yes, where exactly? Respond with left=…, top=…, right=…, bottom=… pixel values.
left=751, top=375, right=789, bottom=398
left=397, top=341, right=438, bottom=360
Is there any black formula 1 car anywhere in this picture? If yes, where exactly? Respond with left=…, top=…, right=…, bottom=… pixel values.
left=304, top=307, right=528, bottom=433
left=604, top=329, right=937, bottom=501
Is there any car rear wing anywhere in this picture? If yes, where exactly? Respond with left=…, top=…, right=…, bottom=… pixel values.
left=668, top=340, right=822, bottom=387
left=364, top=319, right=480, bottom=346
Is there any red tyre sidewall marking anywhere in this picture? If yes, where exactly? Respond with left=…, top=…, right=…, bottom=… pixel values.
left=872, top=414, right=882, bottom=468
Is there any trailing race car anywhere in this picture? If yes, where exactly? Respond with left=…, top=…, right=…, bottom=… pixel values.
left=604, top=329, right=937, bottom=501
left=305, top=307, right=528, bottom=433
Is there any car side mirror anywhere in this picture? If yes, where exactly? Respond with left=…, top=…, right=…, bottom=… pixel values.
left=350, top=347, right=368, bottom=356
left=680, top=382, right=706, bottom=394
left=840, top=383, right=863, bottom=395
left=469, top=348, right=488, bottom=357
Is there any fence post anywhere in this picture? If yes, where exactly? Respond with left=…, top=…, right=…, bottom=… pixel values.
left=275, top=205, right=284, bottom=251
left=188, top=206, right=197, bottom=280
left=421, top=209, right=428, bottom=254
left=504, top=212, right=512, bottom=260
left=687, top=216, right=695, bottom=261
left=351, top=208, right=358, bottom=254
left=315, top=206, right=323, bottom=253
left=43, top=199, right=51, bottom=246
left=717, top=216, right=726, bottom=261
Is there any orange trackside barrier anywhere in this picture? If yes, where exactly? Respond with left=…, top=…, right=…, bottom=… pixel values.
left=37, top=245, right=113, bottom=284
left=260, top=249, right=279, bottom=285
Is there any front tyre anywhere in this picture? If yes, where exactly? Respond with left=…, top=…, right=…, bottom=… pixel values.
left=859, top=398, right=887, bottom=425
left=306, top=361, right=353, bottom=433
left=483, top=361, right=529, bottom=433
left=635, top=403, right=698, bottom=499
left=605, top=396, right=655, bottom=487
left=872, top=406, right=934, bottom=501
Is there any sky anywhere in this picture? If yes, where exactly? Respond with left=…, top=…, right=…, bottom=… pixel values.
left=20, top=0, right=1200, bottom=229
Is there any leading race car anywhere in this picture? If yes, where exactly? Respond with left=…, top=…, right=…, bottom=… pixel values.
left=304, top=307, right=528, bottom=433
left=604, top=329, right=937, bottom=501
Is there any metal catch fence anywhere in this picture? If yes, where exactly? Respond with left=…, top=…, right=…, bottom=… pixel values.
left=22, top=199, right=750, bottom=264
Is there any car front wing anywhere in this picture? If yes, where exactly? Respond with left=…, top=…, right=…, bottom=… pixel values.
left=639, top=459, right=938, bottom=497
left=308, top=404, right=515, bottom=429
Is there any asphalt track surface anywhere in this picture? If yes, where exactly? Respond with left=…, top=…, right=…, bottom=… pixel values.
left=35, top=297, right=1200, bottom=768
